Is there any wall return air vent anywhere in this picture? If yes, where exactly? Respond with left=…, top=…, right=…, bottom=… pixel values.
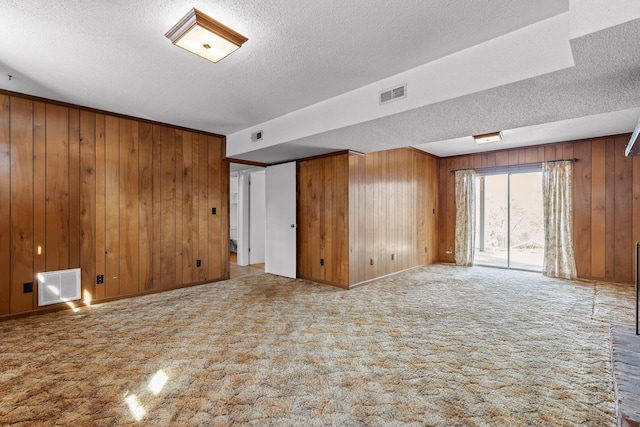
left=380, top=84, right=407, bottom=105
left=38, top=268, right=81, bottom=306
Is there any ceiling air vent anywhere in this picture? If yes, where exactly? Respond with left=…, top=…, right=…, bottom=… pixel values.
left=380, top=84, right=407, bottom=105
left=251, top=131, right=263, bottom=142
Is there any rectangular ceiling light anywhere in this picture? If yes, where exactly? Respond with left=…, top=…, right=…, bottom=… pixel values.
left=165, top=8, right=248, bottom=63
left=473, top=131, right=502, bottom=144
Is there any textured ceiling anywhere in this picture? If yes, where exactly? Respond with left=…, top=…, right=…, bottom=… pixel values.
left=266, top=18, right=640, bottom=161
left=1, top=1, right=639, bottom=162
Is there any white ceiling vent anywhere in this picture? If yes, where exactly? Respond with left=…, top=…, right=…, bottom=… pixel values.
left=380, top=84, right=407, bottom=105
left=251, top=131, right=263, bottom=142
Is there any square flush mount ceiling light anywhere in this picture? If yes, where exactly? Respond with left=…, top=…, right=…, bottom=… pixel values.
left=165, top=8, right=248, bottom=63
left=473, top=131, right=502, bottom=144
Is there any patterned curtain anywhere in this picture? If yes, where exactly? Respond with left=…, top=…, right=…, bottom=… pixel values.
left=454, top=170, right=476, bottom=266
left=542, top=161, right=577, bottom=279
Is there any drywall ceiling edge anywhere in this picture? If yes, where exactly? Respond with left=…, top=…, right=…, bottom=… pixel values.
left=226, top=13, right=573, bottom=158
left=412, top=107, right=640, bottom=157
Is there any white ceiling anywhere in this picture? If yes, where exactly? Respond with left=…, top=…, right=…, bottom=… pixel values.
left=1, top=0, right=640, bottom=163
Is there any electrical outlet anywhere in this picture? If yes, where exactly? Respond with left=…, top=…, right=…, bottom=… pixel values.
left=23, top=282, right=33, bottom=293
left=320, top=258, right=324, bottom=266
left=96, top=275, right=104, bottom=284
left=370, top=258, right=374, bottom=266
left=196, top=259, right=201, bottom=267
left=211, top=207, right=216, bottom=215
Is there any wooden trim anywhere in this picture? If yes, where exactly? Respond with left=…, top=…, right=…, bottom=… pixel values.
left=0, top=89, right=225, bottom=139
left=225, top=157, right=268, bottom=168
left=0, top=276, right=229, bottom=322
left=192, top=8, right=248, bottom=46
left=297, top=150, right=365, bottom=164
left=0, top=95, right=10, bottom=316
left=348, top=264, right=425, bottom=289
left=165, top=8, right=248, bottom=47
left=407, top=146, right=441, bottom=160
left=450, top=158, right=578, bottom=174
left=227, top=150, right=366, bottom=169
left=297, top=275, right=349, bottom=290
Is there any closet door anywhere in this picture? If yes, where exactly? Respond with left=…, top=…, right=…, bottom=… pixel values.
left=265, top=162, right=297, bottom=278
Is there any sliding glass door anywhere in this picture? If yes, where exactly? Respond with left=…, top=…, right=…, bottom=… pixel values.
left=509, top=172, right=544, bottom=270
left=475, top=174, right=508, bottom=268
left=474, top=171, right=544, bottom=271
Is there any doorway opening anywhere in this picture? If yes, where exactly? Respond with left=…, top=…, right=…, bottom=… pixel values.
left=229, top=161, right=297, bottom=280
left=230, top=165, right=266, bottom=279
left=474, top=170, right=544, bottom=272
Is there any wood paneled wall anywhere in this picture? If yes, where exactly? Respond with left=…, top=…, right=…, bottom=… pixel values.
left=438, top=135, right=640, bottom=284
left=297, top=148, right=439, bottom=288
left=298, top=153, right=350, bottom=285
left=0, top=92, right=229, bottom=317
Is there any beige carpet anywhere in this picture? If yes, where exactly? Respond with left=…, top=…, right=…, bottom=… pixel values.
left=0, top=264, right=635, bottom=426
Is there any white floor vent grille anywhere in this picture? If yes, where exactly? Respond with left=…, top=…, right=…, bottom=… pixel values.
left=38, top=268, right=81, bottom=306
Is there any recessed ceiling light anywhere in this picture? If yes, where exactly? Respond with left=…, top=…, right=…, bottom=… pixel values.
left=165, top=8, right=248, bottom=63
left=473, top=131, right=502, bottom=144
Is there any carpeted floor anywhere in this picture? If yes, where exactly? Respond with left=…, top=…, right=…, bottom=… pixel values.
left=0, top=264, right=635, bottom=426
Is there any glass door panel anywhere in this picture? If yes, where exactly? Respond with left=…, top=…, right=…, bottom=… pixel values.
left=475, top=174, right=508, bottom=268
left=509, top=172, right=543, bottom=271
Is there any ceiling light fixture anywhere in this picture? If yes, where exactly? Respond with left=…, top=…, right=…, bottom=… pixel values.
left=473, top=131, right=502, bottom=144
left=165, top=8, right=248, bottom=63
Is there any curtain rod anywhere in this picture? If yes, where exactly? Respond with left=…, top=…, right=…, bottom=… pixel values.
left=450, top=157, right=578, bottom=174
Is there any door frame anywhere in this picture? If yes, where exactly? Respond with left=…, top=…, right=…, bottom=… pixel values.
left=475, top=169, right=543, bottom=272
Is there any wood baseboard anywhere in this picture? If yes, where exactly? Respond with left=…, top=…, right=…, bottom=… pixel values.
left=0, top=276, right=229, bottom=322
